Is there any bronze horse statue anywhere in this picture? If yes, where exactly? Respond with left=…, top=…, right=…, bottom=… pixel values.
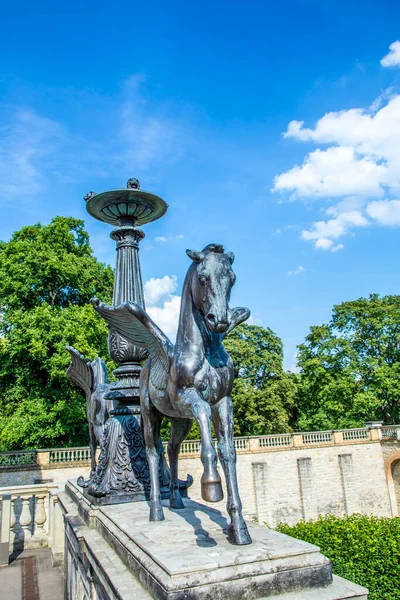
left=93, top=243, right=252, bottom=545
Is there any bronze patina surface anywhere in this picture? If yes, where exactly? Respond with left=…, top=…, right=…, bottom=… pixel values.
left=67, top=179, right=190, bottom=504
left=84, top=179, right=168, bottom=227
left=93, top=243, right=252, bottom=545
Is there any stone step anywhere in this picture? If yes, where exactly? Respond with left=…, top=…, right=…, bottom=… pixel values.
left=62, top=480, right=368, bottom=600
left=271, top=575, right=368, bottom=600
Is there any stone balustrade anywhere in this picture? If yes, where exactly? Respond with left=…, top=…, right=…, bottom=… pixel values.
left=0, top=425, right=399, bottom=470
left=0, top=483, right=63, bottom=566
left=0, top=424, right=399, bottom=567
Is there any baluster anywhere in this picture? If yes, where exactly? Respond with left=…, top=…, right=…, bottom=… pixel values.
left=9, top=497, right=17, bottom=548
left=10, top=498, right=16, bottom=531
left=19, top=495, right=33, bottom=546
left=33, top=494, right=47, bottom=544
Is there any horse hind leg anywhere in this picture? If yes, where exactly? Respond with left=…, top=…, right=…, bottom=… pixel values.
left=89, top=424, right=97, bottom=477
left=141, top=368, right=164, bottom=522
left=168, top=418, right=192, bottom=509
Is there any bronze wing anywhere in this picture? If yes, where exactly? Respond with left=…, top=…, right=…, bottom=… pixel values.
left=66, top=346, right=94, bottom=398
left=91, top=299, right=173, bottom=391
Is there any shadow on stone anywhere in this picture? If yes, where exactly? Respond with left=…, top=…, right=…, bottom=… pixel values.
left=165, top=499, right=229, bottom=547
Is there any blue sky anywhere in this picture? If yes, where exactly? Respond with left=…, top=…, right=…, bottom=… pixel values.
left=1, top=1, right=400, bottom=368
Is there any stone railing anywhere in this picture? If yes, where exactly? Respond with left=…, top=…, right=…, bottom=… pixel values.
left=0, top=425, right=399, bottom=471
left=381, top=425, right=400, bottom=440
left=0, top=446, right=92, bottom=471
left=0, top=482, right=63, bottom=566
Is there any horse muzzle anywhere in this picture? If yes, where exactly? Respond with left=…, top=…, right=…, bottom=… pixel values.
left=206, top=313, right=229, bottom=333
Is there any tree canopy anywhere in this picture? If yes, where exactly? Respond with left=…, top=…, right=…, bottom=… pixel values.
left=295, top=294, right=400, bottom=431
left=0, top=217, right=114, bottom=451
left=223, top=324, right=298, bottom=435
left=2, top=217, right=400, bottom=451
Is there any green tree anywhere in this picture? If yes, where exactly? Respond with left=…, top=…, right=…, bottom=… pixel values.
left=224, top=324, right=298, bottom=436
left=296, top=294, right=400, bottom=431
left=0, top=217, right=114, bottom=451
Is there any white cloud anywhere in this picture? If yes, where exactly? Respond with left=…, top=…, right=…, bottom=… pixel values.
left=366, top=199, right=400, bottom=225
left=154, top=234, right=184, bottom=243
left=144, top=275, right=177, bottom=306
left=0, top=109, right=66, bottom=202
left=381, top=41, right=400, bottom=67
left=273, top=89, right=400, bottom=249
left=273, top=146, right=386, bottom=200
left=301, top=210, right=368, bottom=251
left=275, top=95, right=400, bottom=197
left=144, top=275, right=180, bottom=341
left=287, top=265, right=306, bottom=276
left=147, top=295, right=181, bottom=341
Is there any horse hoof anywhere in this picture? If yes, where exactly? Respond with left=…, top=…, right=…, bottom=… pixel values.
left=149, top=506, right=165, bottom=522
left=201, top=481, right=224, bottom=503
left=170, top=493, right=185, bottom=510
left=227, top=523, right=252, bottom=545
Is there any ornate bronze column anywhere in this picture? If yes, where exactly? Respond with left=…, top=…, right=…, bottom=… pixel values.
left=82, top=178, right=168, bottom=503
left=107, top=225, right=147, bottom=403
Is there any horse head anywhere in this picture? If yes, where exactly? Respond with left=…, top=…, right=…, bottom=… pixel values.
left=186, top=244, right=236, bottom=334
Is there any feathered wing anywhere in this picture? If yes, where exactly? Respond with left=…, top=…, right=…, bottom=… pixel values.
left=91, top=357, right=109, bottom=389
left=66, top=346, right=94, bottom=398
left=91, top=299, right=174, bottom=390
left=223, top=307, right=251, bottom=338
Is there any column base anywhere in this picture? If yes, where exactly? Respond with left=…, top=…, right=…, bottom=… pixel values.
left=78, top=409, right=192, bottom=506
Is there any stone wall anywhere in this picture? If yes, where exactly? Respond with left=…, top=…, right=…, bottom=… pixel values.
left=179, top=440, right=393, bottom=526
left=1, top=431, right=399, bottom=527
left=0, top=465, right=91, bottom=488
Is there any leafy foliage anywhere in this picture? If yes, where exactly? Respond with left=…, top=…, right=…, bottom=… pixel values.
left=295, top=294, right=400, bottom=430
left=276, top=514, right=400, bottom=600
left=224, top=324, right=298, bottom=435
left=0, top=217, right=114, bottom=450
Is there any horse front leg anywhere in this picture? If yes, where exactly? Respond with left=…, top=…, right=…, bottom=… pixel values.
left=212, top=396, right=252, bottom=545
left=168, top=418, right=192, bottom=509
left=179, top=389, right=223, bottom=503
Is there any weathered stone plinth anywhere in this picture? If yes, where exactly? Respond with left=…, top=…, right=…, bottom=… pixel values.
left=59, top=480, right=367, bottom=600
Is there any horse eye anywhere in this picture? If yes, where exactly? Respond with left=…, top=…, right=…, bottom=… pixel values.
left=199, top=275, right=207, bottom=285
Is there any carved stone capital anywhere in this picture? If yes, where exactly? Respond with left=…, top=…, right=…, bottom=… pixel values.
left=110, top=226, right=145, bottom=250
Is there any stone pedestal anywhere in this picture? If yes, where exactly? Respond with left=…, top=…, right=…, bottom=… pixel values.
left=59, top=480, right=368, bottom=600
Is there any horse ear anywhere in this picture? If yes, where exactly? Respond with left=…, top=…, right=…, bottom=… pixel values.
left=226, top=251, right=235, bottom=264
left=186, top=249, right=205, bottom=263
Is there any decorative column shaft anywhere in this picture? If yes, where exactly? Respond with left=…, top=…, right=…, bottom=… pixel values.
left=106, top=226, right=147, bottom=402
left=80, top=178, right=170, bottom=504
left=112, top=226, right=145, bottom=306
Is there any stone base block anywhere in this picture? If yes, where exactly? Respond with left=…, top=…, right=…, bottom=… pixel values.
left=81, top=484, right=173, bottom=506
left=60, top=479, right=368, bottom=600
